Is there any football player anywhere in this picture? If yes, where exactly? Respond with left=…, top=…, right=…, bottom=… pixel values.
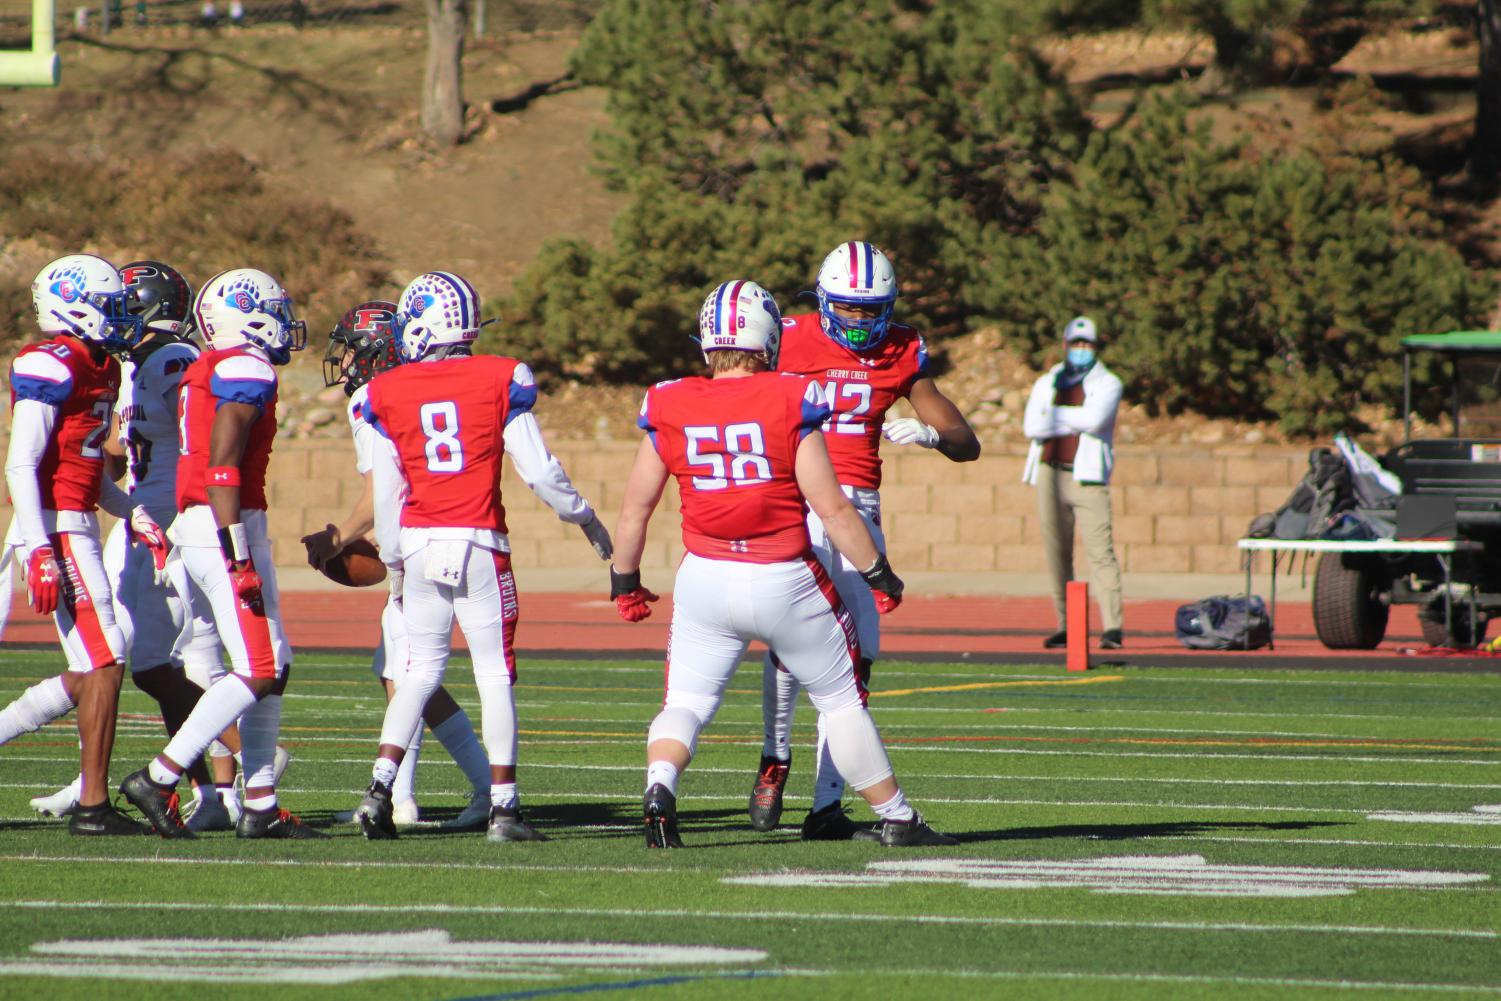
left=304, top=300, right=492, bottom=831
left=752, top=241, right=980, bottom=840
left=27, top=261, right=240, bottom=829
left=120, top=268, right=325, bottom=839
left=611, top=279, right=956, bottom=848
left=352, top=272, right=612, bottom=842
left=0, top=254, right=169, bottom=835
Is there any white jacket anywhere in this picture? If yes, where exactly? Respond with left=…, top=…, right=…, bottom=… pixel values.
left=1022, top=361, right=1123, bottom=486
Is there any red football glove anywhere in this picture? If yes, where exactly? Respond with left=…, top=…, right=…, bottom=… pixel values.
left=127, top=506, right=170, bottom=581
left=860, top=554, right=904, bottom=615
left=26, top=545, right=60, bottom=615
left=228, top=564, right=264, bottom=612
left=610, top=566, right=659, bottom=623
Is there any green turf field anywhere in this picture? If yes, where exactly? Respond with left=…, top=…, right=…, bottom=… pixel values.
left=0, top=650, right=1498, bottom=1000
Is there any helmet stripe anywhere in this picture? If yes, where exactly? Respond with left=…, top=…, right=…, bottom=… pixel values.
left=725, top=280, right=744, bottom=338
left=847, top=242, right=859, bottom=290
left=861, top=243, right=874, bottom=290
left=434, top=272, right=472, bottom=331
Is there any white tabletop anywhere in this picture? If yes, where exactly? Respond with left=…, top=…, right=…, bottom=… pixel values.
left=1237, top=538, right=1482, bottom=553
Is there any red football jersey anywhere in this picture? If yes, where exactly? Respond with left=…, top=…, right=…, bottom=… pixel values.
left=640, top=372, right=830, bottom=563
left=7, top=335, right=119, bottom=512
left=776, top=312, right=930, bottom=488
left=364, top=355, right=534, bottom=531
left=176, top=348, right=279, bottom=512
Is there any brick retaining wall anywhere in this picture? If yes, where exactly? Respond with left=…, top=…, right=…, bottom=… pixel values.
left=0, top=438, right=1309, bottom=576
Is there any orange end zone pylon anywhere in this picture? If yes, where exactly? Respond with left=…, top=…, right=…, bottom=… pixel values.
left=1066, top=580, right=1090, bottom=672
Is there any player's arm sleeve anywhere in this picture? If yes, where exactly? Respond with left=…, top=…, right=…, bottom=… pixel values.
left=504, top=412, right=594, bottom=524
left=1053, top=371, right=1123, bottom=437
left=796, top=379, right=832, bottom=440
left=1021, top=374, right=1057, bottom=441
left=97, top=471, right=133, bottom=518
left=3, top=399, right=58, bottom=556
left=369, top=433, right=406, bottom=568
left=501, top=363, right=595, bottom=524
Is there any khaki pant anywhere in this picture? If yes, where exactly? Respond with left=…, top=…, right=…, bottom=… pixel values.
left=1035, top=463, right=1124, bottom=632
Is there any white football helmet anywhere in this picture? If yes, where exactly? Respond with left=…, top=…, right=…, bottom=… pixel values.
left=697, top=280, right=782, bottom=367
left=394, top=271, right=481, bottom=362
left=193, top=268, right=306, bottom=364
left=31, top=254, right=143, bottom=352
left=815, top=240, right=898, bottom=351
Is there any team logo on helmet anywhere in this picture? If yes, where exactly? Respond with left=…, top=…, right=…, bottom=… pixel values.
left=49, top=267, right=86, bottom=303
left=119, top=264, right=160, bottom=287
left=352, top=306, right=395, bottom=332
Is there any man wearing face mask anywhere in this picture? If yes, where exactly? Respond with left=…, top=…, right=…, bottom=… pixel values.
left=1022, top=316, right=1125, bottom=650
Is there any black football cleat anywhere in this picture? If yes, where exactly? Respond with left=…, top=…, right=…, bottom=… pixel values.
left=1043, top=630, right=1068, bottom=649
left=354, top=780, right=398, bottom=840
left=801, top=802, right=881, bottom=842
left=1100, top=629, right=1124, bottom=650
left=120, top=769, right=195, bottom=839
left=644, top=783, right=684, bottom=848
left=237, top=805, right=329, bottom=840
left=486, top=805, right=547, bottom=842
left=68, top=801, right=149, bottom=836
left=748, top=755, right=791, bottom=832
left=879, top=812, right=960, bottom=847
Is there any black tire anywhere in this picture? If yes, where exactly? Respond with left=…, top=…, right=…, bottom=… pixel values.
left=1418, top=602, right=1487, bottom=649
left=1312, top=553, right=1390, bottom=650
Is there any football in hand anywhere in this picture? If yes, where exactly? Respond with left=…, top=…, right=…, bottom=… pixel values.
left=321, top=538, right=387, bottom=588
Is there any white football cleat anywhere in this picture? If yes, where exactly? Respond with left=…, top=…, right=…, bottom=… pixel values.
left=30, top=777, right=82, bottom=819
left=185, top=792, right=234, bottom=833
left=440, top=792, right=491, bottom=831
left=393, top=797, right=421, bottom=827
left=333, top=806, right=358, bottom=824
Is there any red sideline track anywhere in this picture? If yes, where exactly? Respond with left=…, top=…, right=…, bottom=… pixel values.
left=5, top=592, right=1498, bottom=671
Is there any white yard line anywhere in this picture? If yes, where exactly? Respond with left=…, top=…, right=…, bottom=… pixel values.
left=8, top=899, right=1496, bottom=941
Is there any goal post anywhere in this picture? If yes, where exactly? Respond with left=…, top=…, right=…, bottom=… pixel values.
left=0, top=0, right=60, bottom=86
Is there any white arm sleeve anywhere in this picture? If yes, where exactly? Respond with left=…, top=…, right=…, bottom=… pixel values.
left=1052, top=372, right=1123, bottom=438
left=370, top=434, right=406, bottom=568
left=97, top=471, right=132, bottom=518
left=502, top=412, right=594, bottom=525
left=3, top=400, right=57, bottom=556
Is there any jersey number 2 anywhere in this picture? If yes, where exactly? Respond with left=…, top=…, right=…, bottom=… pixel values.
left=421, top=401, right=465, bottom=473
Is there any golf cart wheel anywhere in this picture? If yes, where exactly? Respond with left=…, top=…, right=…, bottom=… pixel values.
left=1312, top=553, right=1390, bottom=650
left=1418, top=602, right=1487, bottom=649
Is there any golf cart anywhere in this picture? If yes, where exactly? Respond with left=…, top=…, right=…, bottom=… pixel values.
left=1312, top=331, right=1501, bottom=649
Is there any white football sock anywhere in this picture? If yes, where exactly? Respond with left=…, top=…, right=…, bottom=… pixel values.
left=489, top=781, right=518, bottom=810
left=0, top=675, right=74, bottom=745
left=216, top=782, right=240, bottom=812
left=810, top=712, right=848, bottom=812
left=238, top=694, right=282, bottom=798
left=645, top=760, right=680, bottom=796
left=870, top=789, right=914, bottom=823
left=393, top=727, right=422, bottom=804
left=432, top=708, right=490, bottom=795
left=244, top=793, right=276, bottom=812
left=161, top=676, right=257, bottom=780
left=474, top=675, right=518, bottom=768
left=823, top=707, right=894, bottom=792
left=761, top=654, right=798, bottom=760
left=372, top=756, right=399, bottom=789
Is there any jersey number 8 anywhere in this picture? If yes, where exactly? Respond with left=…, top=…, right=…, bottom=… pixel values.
left=420, top=401, right=465, bottom=473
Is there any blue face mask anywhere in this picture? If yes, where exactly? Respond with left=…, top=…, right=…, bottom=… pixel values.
left=1066, top=346, right=1095, bottom=368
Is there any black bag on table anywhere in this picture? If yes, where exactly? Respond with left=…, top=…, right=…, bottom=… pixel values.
left=1174, top=595, right=1271, bottom=650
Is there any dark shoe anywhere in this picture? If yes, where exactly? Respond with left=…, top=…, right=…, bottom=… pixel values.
left=644, top=783, right=684, bottom=848
left=1043, top=630, right=1068, bottom=649
left=354, top=781, right=397, bottom=840
left=1100, top=629, right=1123, bottom=650
left=487, top=805, right=547, bottom=842
left=120, top=769, right=195, bottom=839
left=748, top=755, right=790, bottom=832
left=237, top=805, right=328, bottom=840
left=68, top=801, right=148, bottom=836
left=801, top=802, right=881, bottom=842
left=879, top=812, right=959, bottom=847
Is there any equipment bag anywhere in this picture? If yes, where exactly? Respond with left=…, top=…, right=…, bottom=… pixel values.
left=1174, top=594, right=1271, bottom=650
left=1245, top=447, right=1353, bottom=540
